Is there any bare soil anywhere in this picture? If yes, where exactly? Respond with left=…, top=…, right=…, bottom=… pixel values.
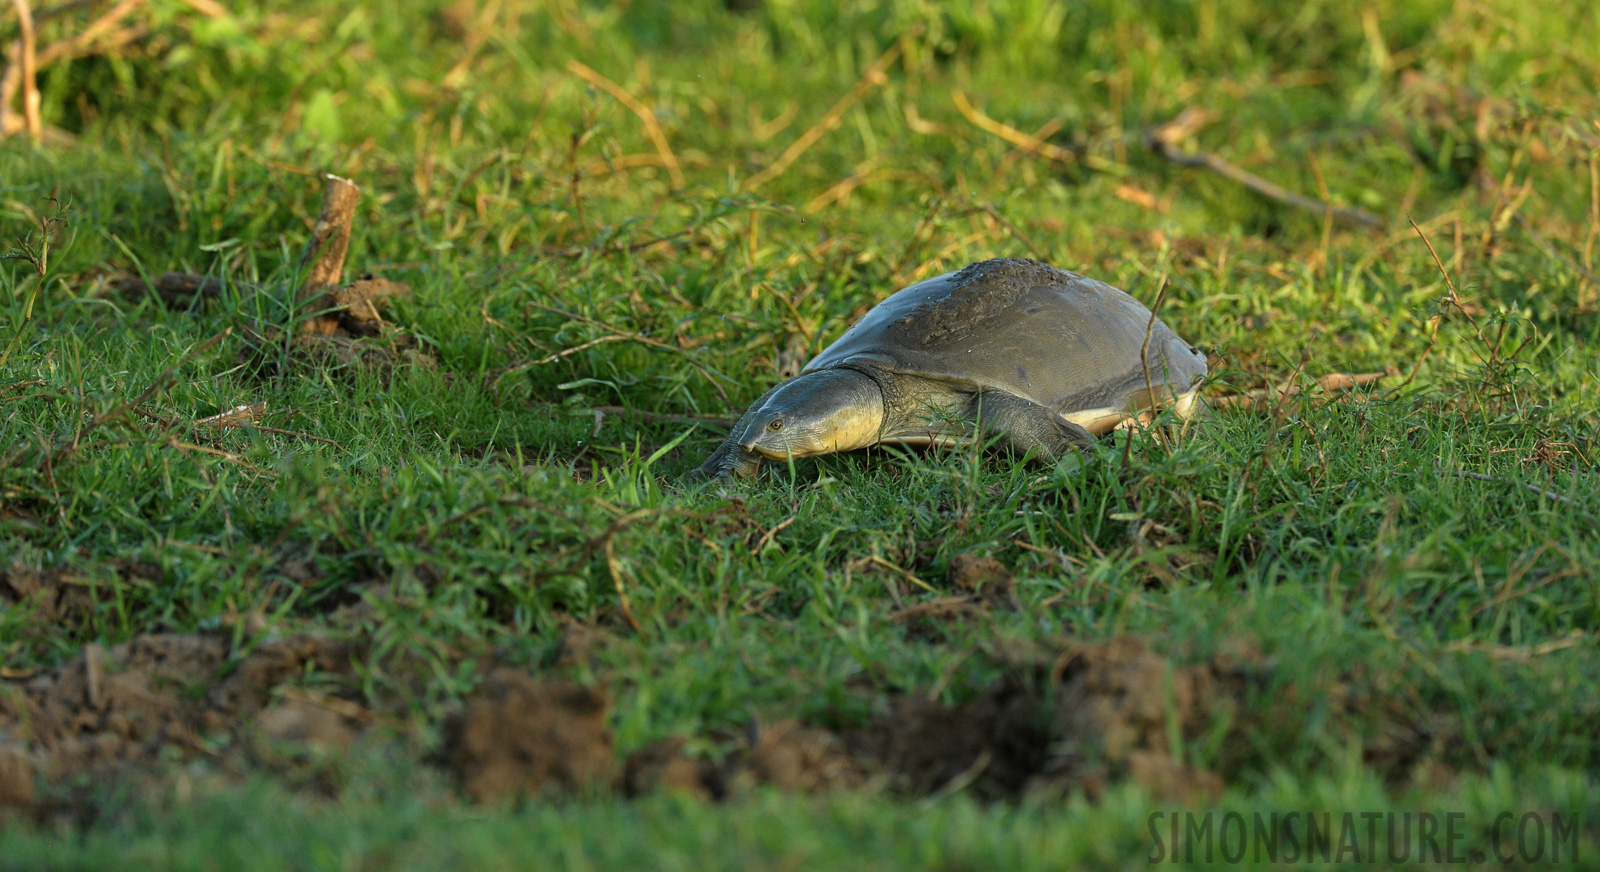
left=0, top=631, right=359, bottom=819
left=0, top=629, right=1294, bottom=816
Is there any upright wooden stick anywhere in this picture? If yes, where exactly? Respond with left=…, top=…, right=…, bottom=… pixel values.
left=297, top=174, right=361, bottom=333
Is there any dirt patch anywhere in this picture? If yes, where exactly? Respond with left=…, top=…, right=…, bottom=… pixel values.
left=0, top=564, right=93, bottom=631
left=1, top=633, right=1267, bottom=812
left=888, top=595, right=991, bottom=626
left=0, top=632, right=359, bottom=817
left=946, top=553, right=1011, bottom=593
left=744, top=719, right=862, bottom=792
left=623, top=736, right=723, bottom=800
left=555, top=618, right=617, bottom=669
left=0, top=743, right=33, bottom=814
left=445, top=670, right=617, bottom=803
left=853, top=679, right=1045, bottom=799
left=253, top=694, right=364, bottom=754
left=1043, top=637, right=1231, bottom=801
left=836, top=637, right=1245, bottom=802
left=615, top=638, right=1242, bottom=804
left=239, top=321, right=434, bottom=380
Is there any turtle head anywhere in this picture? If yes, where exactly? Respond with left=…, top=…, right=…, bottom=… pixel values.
left=737, top=369, right=884, bottom=461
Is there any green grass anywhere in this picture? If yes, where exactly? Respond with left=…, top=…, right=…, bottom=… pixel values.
left=3, top=0, right=1599, bottom=867
left=2, top=762, right=1596, bottom=871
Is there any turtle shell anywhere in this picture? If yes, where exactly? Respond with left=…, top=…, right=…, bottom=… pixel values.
left=804, top=258, right=1206, bottom=418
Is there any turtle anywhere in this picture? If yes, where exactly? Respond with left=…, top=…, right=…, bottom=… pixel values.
left=694, top=258, right=1207, bottom=480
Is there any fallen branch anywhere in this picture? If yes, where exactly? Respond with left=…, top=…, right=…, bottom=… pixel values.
left=1208, top=370, right=1390, bottom=411
left=194, top=402, right=266, bottom=431
left=1146, top=111, right=1384, bottom=228
left=0, top=379, right=45, bottom=396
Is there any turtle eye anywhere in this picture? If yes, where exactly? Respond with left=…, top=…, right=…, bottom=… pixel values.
left=767, top=417, right=785, bottom=432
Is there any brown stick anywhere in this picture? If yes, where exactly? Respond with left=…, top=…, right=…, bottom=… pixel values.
left=603, top=539, right=646, bottom=637
left=951, top=91, right=1078, bottom=165
left=1147, top=114, right=1383, bottom=228
left=34, top=0, right=148, bottom=67
left=1452, top=470, right=1595, bottom=524
left=567, top=59, right=684, bottom=189
left=591, top=405, right=735, bottom=430
left=1138, top=277, right=1171, bottom=448
left=518, top=302, right=732, bottom=405
left=173, top=0, right=228, bottom=18
left=0, top=44, right=17, bottom=136
left=297, top=174, right=361, bottom=331
left=11, top=0, right=41, bottom=140
left=1209, top=371, right=1390, bottom=410
left=1512, top=211, right=1600, bottom=287
left=744, top=36, right=905, bottom=192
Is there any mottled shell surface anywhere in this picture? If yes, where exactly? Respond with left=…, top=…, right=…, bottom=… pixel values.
left=805, top=259, right=1207, bottom=415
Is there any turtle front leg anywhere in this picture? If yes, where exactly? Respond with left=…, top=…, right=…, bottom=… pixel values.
left=965, top=390, right=1096, bottom=465
left=690, top=383, right=784, bottom=482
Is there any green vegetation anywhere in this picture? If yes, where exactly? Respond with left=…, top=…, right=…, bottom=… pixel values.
left=2, top=0, right=1598, bottom=868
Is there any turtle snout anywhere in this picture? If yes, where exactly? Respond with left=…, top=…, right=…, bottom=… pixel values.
left=739, top=414, right=786, bottom=451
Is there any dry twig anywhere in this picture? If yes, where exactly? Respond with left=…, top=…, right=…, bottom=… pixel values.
left=1138, top=278, right=1172, bottom=448
left=297, top=174, right=361, bottom=332
left=951, top=91, right=1078, bottom=165
left=591, top=405, right=734, bottom=430
left=745, top=36, right=906, bottom=192
left=1146, top=111, right=1383, bottom=228
left=1452, top=470, right=1594, bottom=521
left=1209, top=371, right=1390, bottom=411
left=567, top=59, right=685, bottom=189
left=1392, top=214, right=1515, bottom=390
left=508, top=302, right=732, bottom=405
left=7, top=0, right=41, bottom=139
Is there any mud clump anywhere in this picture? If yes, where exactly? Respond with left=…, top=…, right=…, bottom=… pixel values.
left=622, top=736, right=722, bottom=800
left=745, top=720, right=861, bottom=793
left=847, top=637, right=1241, bottom=802
left=1048, top=637, right=1231, bottom=801
left=253, top=693, right=367, bottom=754
left=446, top=671, right=617, bottom=803
left=621, top=721, right=858, bottom=801
left=464, top=638, right=1247, bottom=805
left=0, top=743, right=34, bottom=813
left=0, top=632, right=359, bottom=816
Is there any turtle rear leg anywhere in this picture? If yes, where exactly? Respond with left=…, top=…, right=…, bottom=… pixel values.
left=966, top=390, right=1096, bottom=464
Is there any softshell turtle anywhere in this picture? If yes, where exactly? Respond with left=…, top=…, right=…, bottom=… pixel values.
left=695, top=258, right=1206, bottom=480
